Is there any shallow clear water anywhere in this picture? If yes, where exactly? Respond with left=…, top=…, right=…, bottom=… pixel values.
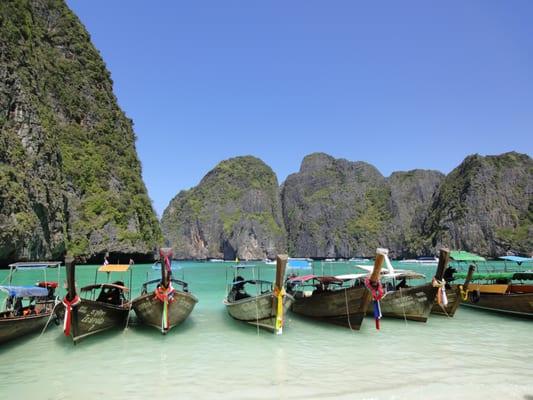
left=1, top=261, right=532, bottom=400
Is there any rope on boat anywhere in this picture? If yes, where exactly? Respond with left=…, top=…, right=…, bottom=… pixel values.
left=399, top=287, right=408, bottom=325
left=459, top=285, right=469, bottom=301
left=40, top=298, right=62, bottom=337
left=364, top=278, right=383, bottom=330
left=343, top=287, right=353, bottom=332
left=253, top=267, right=259, bottom=336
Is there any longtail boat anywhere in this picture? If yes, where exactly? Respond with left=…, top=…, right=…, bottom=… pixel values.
left=62, top=256, right=132, bottom=342
left=0, top=262, right=61, bottom=344
left=366, top=248, right=449, bottom=322
left=286, top=248, right=385, bottom=330
left=431, top=264, right=475, bottom=316
left=224, top=255, right=293, bottom=334
left=132, top=248, right=198, bottom=333
left=458, top=255, right=533, bottom=318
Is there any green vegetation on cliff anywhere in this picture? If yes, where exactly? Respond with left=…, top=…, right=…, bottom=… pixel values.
left=161, top=156, right=286, bottom=260
left=0, top=0, right=161, bottom=262
left=423, top=152, right=532, bottom=256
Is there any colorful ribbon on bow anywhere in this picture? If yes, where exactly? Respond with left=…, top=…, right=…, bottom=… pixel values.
left=154, top=283, right=176, bottom=332
left=62, top=295, right=81, bottom=336
left=273, top=287, right=286, bottom=335
left=432, top=277, right=448, bottom=307
left=364, top=278, right=384, bottom=330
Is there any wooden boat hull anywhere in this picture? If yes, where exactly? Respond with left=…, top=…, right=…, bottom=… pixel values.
left=224, top=292, right=294, bottom=333
left=0, top=312, right=53, bottom=344
left=369, top=284, right=436, bottom=322
left=431, top=285, right=462, bottom=317
left=132, top=291, right=198, bottom=333
left=291, top=286, right=371, bottom=330
left=461, top=285, right=533, bottom=318
left=66, top=299, right=130, bottom=342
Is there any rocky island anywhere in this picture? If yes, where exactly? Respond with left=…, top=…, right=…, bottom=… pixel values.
left=0, top=0, right=161, bottom=264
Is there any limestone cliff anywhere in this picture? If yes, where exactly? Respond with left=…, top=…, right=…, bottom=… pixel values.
left=161, top=156, right=286, bottom=260
left=281, top=153, right=391, bottom=257
left=0, top=0, right=161, bottom=264
left=422, top=152, right=532, bottom=256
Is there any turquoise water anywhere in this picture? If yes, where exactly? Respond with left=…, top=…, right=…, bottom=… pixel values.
left=0, top=261, right=532, bottom=400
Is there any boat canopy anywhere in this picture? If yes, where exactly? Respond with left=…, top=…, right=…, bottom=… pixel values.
left=287, top=274, right=316, bottom=283
left=499, top=256, right=533, bottom=265
left=8, top=261, right=62, bottom=270
left=229, top=279, right=271, bottom=286
left=288, top=259, right=311, bottom=268
left=0, top=285, right=49, bottom=298
left=449, top=251, right=486, bottom=262
left=231, top=264, right=258, bottom=269
left=287, top=275, right=343, bottom=284
left=455, top=271, right=533, bottom=281
left=335, top=273, right=367, bottom=280
left=98, top=264, right=130, bottom=272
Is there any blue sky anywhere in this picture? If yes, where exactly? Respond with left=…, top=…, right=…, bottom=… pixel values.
left=66, top=0, right=533, bottom=216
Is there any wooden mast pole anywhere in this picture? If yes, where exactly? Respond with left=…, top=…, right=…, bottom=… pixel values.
left=65, top=254, right=76, bottom=301
left=159, top=247, right=173, bottom=288
left=370, top=248, right=386, bottom=283
left=435, top=248, right=450, bottom=281
left=463, top=264, right=476, bottom=292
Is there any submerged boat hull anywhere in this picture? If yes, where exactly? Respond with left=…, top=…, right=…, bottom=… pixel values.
left=291, top=286, right=371, bottom=329
left=224, top=292, right=294, bottom=333
left=431, top=286, right=462, bottom=317
left=132, top=291, right=198, bottom=332
left=66, top=300, right=130, bottom=342
left=370, top=284, right=436, bottom=322
left=461, top=285, right=533, bottom=318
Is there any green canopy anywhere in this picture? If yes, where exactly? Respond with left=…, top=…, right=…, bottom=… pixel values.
left=449, top=251, right=486, bottom=262
left=454, top=271, right=533, bottom=281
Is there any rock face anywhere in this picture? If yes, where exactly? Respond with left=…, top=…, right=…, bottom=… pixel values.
left=281, top=153, right=444, bottom=258
left=386, top=169, right=445, bottom=256
left=161, top=156, right=286, bottom=260
left=0, top=0, right=161, bottom=264
left=422, top=152, right=532, bottom=256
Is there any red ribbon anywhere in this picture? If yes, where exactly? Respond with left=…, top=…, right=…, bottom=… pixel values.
left=164, top=255, right=172, bottom=274
left=62, top=295, right=81, bottom=336
left=364, top=278, right=384, bottom=330
left=154, top=284, right=176, bottom=303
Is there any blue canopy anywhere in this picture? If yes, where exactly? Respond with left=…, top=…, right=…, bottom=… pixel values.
left=8, top=262, right=61, bottom=270
left=0, top=285, right=49, bottom=298
left=288, top=259, right=311, bottom=269
left=499, top=256, right=533, bottom=265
